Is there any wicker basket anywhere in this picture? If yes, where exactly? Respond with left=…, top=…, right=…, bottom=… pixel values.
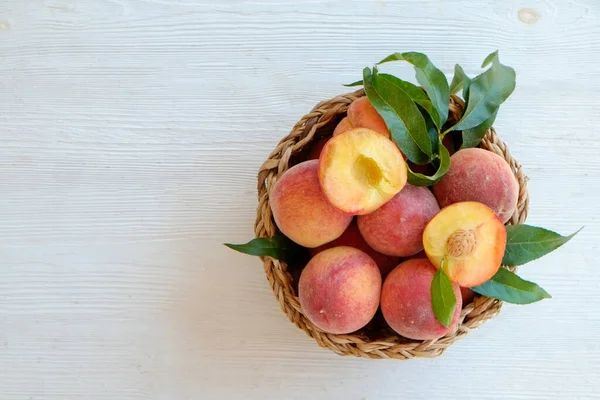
left=255, top=89, right=530, bottom=359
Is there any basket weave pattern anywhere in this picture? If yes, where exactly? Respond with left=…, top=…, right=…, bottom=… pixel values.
left=255, top=89, right=529, bottom=359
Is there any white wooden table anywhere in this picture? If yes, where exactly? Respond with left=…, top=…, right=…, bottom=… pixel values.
left=1, top=1, right=599, bottom=399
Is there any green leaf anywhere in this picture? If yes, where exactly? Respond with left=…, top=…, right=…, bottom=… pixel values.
left=472, top=267, right=551, bottom=304
left=459, top=65, right=473, bottom=104
left=503, top=225, right=582, bottom=266
left=363, top=67, right=432, bottom=164
left=422, top=106, right=440, bottom=154
left=343, top=79, right=363, bottom=87
left=379, top=52, right=450, bottom=126
left=407, top=141, right=451, bottom=186
left=449, top=64, right=467, bottom=94
left=224, top=232, right=300, bottom=262
left=431, top=268, right=457, bottom=328
left=452, top=51, right=516, bottom=131
left=461, top=109, right=497, bottom=149
left=481, top=50, right=499, bottom=68
left=378, top=73, right=442, bottom=130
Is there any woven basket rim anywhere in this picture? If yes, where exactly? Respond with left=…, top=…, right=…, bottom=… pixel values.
left=255, top=88, right=529, bottom=360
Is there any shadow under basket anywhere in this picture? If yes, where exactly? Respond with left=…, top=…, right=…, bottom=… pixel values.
left=255, top=89, right=530, bottom=360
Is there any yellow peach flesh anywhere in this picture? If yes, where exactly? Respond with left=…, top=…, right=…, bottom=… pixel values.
left=423, top=201, right=506, bottom=287
left=319, top=128, right=406, bottom=215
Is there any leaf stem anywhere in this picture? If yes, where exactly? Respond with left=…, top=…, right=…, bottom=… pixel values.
left=441, top=125, right=457, bottom=137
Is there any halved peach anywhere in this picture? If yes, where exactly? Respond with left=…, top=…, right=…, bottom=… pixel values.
left=422, top=201, right=507, bottom=287
left=319, top=128, right=407, bottom=215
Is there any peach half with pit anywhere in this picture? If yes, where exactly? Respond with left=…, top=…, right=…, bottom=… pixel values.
left=319, top=128, right=407, bottom=215
left=422, top=201, right=507, bottom=287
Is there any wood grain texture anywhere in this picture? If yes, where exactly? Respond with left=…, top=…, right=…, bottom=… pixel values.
left=1, top=0, right=599, bottom=399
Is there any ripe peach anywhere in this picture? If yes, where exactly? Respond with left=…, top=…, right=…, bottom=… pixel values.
left=358, top=184, right=440, bottom=257
left=380, top=259, right=462, bottom=340
left=347, top=97, right=389, bottom=136
left=333, top=98, right=389, bottom=137
left=270, top=160, right=352, bottom=248
left=306, top=137, right=330, bottom=160
left=309, top=220, right=398, bottom=278
left=423, top=201, right=507, bottom=287
left=319, top=128, right=407, bottom=215
left=433, top=148, right=519, bottom=223
left=333, top=117, right=354, bottom=136
left=298, top=246, right=382, bottom=334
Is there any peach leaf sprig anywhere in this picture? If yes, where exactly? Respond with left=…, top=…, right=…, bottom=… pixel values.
left=446, top=51, right=516, bottom=148
left=347, top=50, right=516, bottom=186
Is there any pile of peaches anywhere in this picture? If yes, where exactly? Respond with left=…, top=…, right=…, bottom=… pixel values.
left=270, top=97, right=517, bottom=341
